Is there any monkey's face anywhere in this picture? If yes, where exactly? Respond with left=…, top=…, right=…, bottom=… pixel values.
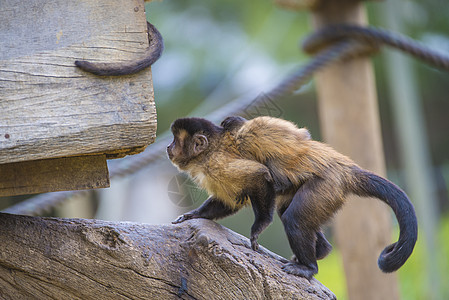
left=166, top=135, right=181, bottom=162
left=167, top=129, right=209, bottom=170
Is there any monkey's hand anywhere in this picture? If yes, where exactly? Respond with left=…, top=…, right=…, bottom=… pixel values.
left=172, top=212, right=199, bottom=224
left=236, top=195, right=247, bottom=206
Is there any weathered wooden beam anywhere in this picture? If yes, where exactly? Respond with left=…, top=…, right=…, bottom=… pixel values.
left=311, top=1, right=399, bottom=299
left=0, top=215, right=335, bottom=299
left=0, top=155, right=109, bottom=197
left=0, top=0, right=157, bottom=165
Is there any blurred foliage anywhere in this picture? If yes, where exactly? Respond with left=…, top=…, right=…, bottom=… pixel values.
left=146, top=0, right=313, bottom=134
left=147, top=0, right=449, bottom=190
left=316, top=247, right=348, bottom=300
left=145, top=0, right=449, bottom=298
left=315, top=214, right=449, bottom=300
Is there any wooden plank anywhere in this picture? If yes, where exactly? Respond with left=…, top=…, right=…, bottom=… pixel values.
left=311, top=1, right=400, bottom=299
left=0, top=0, right=157, bottom=165
left=0, top=155, right=109, bottom=197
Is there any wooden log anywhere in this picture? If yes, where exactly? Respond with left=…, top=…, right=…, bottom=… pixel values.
left=311, top=1, right=400, bottom=299
left=0, top=0, right=157, bottom=165
left=0, top=155, right=109, bottom=197
left=0, top=215, right=335, bottom=299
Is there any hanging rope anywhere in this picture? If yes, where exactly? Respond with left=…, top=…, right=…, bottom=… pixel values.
left=4, top=24, right=449, bottom=216
left=303, top=24, right=449, bottom=71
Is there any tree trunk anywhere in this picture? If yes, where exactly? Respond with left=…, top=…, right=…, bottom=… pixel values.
left=0, top=214, right=335, bottom=299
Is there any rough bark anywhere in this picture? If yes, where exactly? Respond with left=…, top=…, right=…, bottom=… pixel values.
left=0, top=214, right=335, bottom=299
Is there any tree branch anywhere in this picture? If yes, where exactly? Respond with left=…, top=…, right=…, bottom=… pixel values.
left=0, top=214, right=335, bottom=299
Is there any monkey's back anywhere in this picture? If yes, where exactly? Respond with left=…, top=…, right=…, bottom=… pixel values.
left=235, top=117, right=356, bottom=192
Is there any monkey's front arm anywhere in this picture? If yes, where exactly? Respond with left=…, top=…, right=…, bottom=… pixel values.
left=172, top=196, right=239, bottom=224
left=172, top=155, right=277, bottom=252
left=172, top=191, right=276, bottom=253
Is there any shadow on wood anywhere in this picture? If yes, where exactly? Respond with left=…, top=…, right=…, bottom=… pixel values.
left=0, top=215, right=335, bottom=299
left=0, top=155, right=109, bottom=197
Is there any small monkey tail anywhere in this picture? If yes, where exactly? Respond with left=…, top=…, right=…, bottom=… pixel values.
left=75, top=22, right=164, bottom=76
left=352, top=167, right=418, bottom=273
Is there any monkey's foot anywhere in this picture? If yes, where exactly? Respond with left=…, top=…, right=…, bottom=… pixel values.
left=282, top=262, right=317, bottom=280
left=250, top=236, right=259, bottom=251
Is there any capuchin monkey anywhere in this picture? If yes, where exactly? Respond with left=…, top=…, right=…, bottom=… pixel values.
left=167, top=116, right=418, bottom=279
left=75, top=22, right=164, bottom=76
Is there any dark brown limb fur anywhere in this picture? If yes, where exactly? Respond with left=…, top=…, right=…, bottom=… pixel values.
left=173, top=197, right=239, bottom=224
left=315, top=231, right=333, bottom=260
left=279, top=177, right=329, bottom=279
left=246, top=176, right=276, bottom=251
left=173, top=168, right=277, bottom=253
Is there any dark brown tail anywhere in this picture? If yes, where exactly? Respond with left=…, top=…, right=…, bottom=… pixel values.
left=352, top=167, right=418, bottom=272
left=75, top=22, right=164, bottom=76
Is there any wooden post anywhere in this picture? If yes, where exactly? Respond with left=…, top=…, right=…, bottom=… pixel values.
left=311, top=1, right=400, bottom=299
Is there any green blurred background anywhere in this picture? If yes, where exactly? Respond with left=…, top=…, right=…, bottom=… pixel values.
left=146, top=1, right=449, bottom=299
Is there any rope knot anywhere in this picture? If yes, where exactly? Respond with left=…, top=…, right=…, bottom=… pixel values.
left=302, top=24, right=381, bottom=60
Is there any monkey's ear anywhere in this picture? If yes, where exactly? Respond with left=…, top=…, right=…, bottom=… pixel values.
left=221, top=116, right=247, bottom=131
left=298, top=128, right=311, bottom=140
left=193, top=134, right=209, bottom=154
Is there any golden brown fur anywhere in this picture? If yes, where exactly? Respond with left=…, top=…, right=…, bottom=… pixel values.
left=187, top=148, right=270, bottom=210
left=169, top=128, right=270, bottom=210
left=232, top=116, right=358, bottom=225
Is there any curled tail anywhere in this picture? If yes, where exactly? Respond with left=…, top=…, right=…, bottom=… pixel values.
left=75, top=22, right=164, bottom=76
left=352, top=168, right=418, bottom=272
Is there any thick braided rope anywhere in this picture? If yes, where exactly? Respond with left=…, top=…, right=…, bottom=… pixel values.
left=303, top=24, right=449, bottom=71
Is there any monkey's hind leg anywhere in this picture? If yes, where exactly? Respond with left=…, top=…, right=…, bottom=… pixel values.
left=316, top=231, right=332, bottom=260
left=280, top=179, right=333, bottom=279
left=291, top=231, right=332, bottom=262
left=281, top=227, right=318, bottom=279
left=248, top=178, right=276, bottom=251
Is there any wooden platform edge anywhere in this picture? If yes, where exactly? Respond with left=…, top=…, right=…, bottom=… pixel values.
left=0, top=155, right=110, bottom=197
